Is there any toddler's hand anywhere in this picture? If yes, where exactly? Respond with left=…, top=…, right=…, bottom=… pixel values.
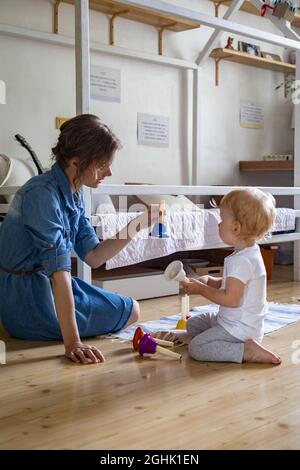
left=182, top=277, right=206, bottom=295
left=198, top=275, right=209, bottom=285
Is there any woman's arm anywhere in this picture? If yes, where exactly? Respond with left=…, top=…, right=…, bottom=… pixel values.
left=85, top=209, right=158, bottom=269
left=183, top=276, right=245, bottom=308
left=51, top=270, right=105, bottom=364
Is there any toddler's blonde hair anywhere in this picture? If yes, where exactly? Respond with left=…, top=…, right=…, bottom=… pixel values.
left=220, top=188, right=276, bottom=242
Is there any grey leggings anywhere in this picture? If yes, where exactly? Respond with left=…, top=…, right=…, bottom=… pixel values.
left=187, top=312, right=244, bottom=363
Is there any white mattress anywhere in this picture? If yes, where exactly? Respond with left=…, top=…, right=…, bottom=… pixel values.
left=93, top=208, right=296, bottom=269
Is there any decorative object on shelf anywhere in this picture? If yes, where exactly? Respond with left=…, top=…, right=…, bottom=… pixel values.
left=225, top=36, right=234, bottom=49
left=260, top=2, right=275, bottom=17
left=0, top=80, right=6, bottom=104
left=210, top=48, right=295, bottom=87
left=262, top=154, right=293, bottom=161
left=272, top=0, right=297, bottom=22
left=288, top=49, right=296, bottom=65
left=238, top=40, right=261, bottom=56
left=261, top=51, right=282, bottom=61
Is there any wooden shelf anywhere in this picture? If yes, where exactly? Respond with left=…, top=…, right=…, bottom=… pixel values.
left=239, top=160, right=294, bottom=172
left=210, top=48, right=295, bottom=73
left=210, top=0, right=300, bottom=28
left=55, top=0, right=200, bottom=54
left=210, top=48, right=295, bottom=85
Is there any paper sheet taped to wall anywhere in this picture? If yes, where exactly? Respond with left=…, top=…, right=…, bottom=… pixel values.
left=240, top=100, right=264, bottom=129
left=137, top=113, right=169, bottom=147
left=90, top=65, right=121, bottom=103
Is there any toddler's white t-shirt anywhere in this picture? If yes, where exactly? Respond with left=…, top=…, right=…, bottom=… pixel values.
left=217, top=244, right=267, bottom=342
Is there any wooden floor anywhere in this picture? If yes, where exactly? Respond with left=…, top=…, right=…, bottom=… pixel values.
left=1, top=266, right=300, bottom=450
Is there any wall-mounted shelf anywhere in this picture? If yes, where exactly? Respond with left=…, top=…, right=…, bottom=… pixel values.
left=54, top=0, right=200, bottom=55
left=210, top=0, right=300, bottom=28
left=210, top=48, right=295, bottom=85
left=239, top=160, right=294, bottom=171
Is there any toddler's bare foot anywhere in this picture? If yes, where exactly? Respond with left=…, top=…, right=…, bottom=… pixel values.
left=153, top=330, right=190, bottom=345
left=243, top=339, right=281, bottom=364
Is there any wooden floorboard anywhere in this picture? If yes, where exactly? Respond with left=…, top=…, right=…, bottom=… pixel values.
left=1, top=266, right=300, bottom=450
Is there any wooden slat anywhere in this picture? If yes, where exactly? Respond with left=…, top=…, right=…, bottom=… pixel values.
left=210, top=48, right=296, bottom=73
left=0, top=204, right=9, bottom=213
left=62, top=0, right=200, bottom=31
left=0, top=186, right=19, bottom=195
left=239, top=160, right=294, bottom=172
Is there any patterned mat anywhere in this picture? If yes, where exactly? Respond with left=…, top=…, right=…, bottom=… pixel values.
left=112, top=302, right=300, bottom=341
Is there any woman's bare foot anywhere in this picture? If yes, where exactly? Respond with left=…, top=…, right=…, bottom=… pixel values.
left=153, top=330, right=191, bottom=345
left=243, top=339, right=282, bottom=364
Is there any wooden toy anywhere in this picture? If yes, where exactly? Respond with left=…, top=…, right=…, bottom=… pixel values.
left=138, top=334, right=182, bottom=360
left=133, top=326, right=174, bottom=350
left=149, top=200, right=169, bottom=238
left=176, top=294, right=190, bottom=330
left=164, top=260, right=190, bottom=329
left=164, top=260, right=188, bottom=282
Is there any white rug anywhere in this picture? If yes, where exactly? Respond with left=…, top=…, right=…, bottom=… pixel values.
left=112, top=302, right=300, bottom=342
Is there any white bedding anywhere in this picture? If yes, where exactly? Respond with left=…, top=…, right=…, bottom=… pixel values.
left=94, top=208, right=296, bottom=270
left=95, top=211, right=205, bottom=269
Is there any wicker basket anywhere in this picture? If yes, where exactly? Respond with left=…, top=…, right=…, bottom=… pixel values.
left=261, top=247, right=278, bottom=280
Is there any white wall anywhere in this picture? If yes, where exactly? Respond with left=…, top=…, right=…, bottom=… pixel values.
left=0, top=0, right=294, bottom=186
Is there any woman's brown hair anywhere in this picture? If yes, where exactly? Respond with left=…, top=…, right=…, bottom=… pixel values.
left=52, top=114, right=121, bottom=183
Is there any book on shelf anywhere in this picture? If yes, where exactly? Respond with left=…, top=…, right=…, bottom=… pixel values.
left=262, top=154, right=293, bottom=161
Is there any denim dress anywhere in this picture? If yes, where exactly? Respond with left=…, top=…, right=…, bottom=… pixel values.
left=0, top=163, right=133, bottom=340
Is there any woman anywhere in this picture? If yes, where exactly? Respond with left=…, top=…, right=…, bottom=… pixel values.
left=0, top=114, right=155, bottom=364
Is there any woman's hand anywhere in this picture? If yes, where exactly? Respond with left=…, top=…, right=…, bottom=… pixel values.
left=65, top=341, right=105, bottom=364
left=134, top=204, right=165, bottom=231
left=127, top=204, right=165, bottom=239
left=182, top=277, right=206, bottom=296
left=147, top=204, right=165, bottom=228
